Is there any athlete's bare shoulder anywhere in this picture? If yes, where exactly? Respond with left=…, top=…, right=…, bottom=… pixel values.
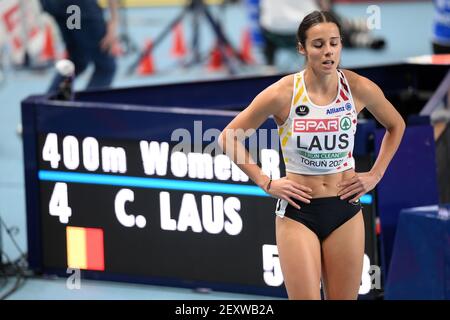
left=341, top=69, right=378, bottom=96
left=261, top=74, right=295, bottom=123
left=265, top=74, right=294, bottom=98
left=341, top=69, right=404, bottom=131
left=341, top=69, right=382, bottom=112
left=341, top=69, right=362, bottom=88
left=222, top=74, right=296, bottom=132
left=260, top=73, right=295, bottom=114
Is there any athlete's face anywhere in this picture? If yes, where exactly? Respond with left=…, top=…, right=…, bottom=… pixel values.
left=299, top=22, right=342, bottom=74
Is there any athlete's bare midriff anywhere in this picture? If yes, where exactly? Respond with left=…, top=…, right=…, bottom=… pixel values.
left=286, top=169, right=356, bottom=199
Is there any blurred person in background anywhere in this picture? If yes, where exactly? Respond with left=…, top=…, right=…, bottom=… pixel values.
left=259, top=0, right=386, bottom=66
left=432, top=0, right=450, bottom=54
left=40, top=0, right=119, bottom=92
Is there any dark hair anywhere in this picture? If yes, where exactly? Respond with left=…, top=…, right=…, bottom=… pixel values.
left=297, top=11, right=342, bottom=49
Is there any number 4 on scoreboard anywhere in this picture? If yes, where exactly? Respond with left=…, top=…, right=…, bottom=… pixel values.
left=49, top=183, right=72, bottom=224
left=42, top=133, right=61, bottom=169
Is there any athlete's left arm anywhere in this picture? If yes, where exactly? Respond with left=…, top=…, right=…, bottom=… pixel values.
left=338, top=75, right=406, bottom=202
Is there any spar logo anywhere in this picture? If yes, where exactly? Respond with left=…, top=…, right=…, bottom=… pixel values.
left=293, top=119, right=339, bottom=133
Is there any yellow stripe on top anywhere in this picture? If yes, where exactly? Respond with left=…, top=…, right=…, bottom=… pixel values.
left=293, top=76, right=305, bottom=106
left=67, top=227, right=87, bottom=270
left=281, top=131, right=292, bottom=147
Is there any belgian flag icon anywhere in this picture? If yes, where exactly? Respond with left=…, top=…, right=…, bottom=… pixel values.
left=66, top=226, right=105, bottom=271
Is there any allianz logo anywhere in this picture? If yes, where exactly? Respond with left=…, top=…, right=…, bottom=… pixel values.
left=326, top=106, right=346, bottom=115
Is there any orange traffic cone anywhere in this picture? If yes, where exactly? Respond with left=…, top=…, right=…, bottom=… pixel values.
left=207, top=43, right=224, bottom=71
left=171, top=23, right=187, bottom=58
left=239, top=28, right=254, bottom=64
left=41, top=23, right=56, bottom=61
left=138, top=40, right=155, bottom=75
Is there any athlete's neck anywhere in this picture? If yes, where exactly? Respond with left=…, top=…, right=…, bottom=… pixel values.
left=303, top=67, right=338, bottom=96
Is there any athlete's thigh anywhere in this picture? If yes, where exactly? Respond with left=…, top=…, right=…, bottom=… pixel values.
left=276, top=216, right=322, bottom=300
left=321, top=211, right=365, bottom=300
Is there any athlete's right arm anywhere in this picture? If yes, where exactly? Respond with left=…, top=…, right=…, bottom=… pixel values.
left=218, top=80, right=312, bottom=209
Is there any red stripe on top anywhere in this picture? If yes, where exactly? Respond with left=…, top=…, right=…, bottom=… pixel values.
left=338, top=70, right=350, bottom=93
left=342, top=82, right=349, bottom=94
left=85, top=228, right=105, bottom=271
left=340, top=77, right=349, bottom=94
left=340, top=89, right=348, bottom=101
